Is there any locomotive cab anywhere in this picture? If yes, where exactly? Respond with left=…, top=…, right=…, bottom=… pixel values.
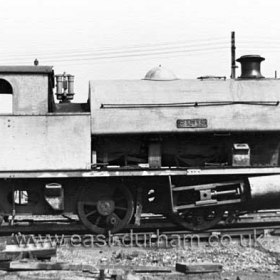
left=0, top=66, right=91, bottom=171
left=0, top=66, right=54, bottom=114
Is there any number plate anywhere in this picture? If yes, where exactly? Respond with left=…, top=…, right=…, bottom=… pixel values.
left=177, top=119, right=208, bottom=128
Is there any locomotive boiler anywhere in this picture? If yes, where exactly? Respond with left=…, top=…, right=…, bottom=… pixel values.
left=0, top=54, right=279, bottom=233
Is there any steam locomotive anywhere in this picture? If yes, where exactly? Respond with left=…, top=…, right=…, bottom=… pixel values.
left=0, top=54, right=279, bottom=233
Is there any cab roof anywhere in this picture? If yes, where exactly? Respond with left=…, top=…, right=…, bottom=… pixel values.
left=0, top=66, right=53, bottom=74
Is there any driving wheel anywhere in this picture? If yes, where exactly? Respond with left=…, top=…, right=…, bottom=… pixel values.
left=170, top=207, right=224, bottom=231
left=77, top=184, right=134, bottom=234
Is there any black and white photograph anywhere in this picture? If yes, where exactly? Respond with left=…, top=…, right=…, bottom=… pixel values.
left=0, top=0, right=280, bottom=279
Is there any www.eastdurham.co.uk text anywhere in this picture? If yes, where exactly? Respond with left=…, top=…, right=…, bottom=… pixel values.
left=11, top=229, right=266, bottom=249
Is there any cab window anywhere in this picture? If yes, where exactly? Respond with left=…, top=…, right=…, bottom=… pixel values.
left=0, top=79, right=13, bottom=113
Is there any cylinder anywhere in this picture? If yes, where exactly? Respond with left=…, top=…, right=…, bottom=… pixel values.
left=55, top=75, right=63, bottom=95
left=67, top=75, right=74, bottom=95
left=247, top=175, right=280, bottom=209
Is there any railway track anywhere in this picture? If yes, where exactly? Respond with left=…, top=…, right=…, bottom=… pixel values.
left=0, top=210, right=280, bottom=239
left=2, top=222, right=278, bottom=251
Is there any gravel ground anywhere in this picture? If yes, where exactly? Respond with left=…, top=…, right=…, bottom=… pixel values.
left=56, top=242, right=278, bottom=272
left=2, top=232, right=280, bottom=279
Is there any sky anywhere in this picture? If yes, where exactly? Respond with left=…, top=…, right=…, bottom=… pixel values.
left=1, top=0, right=280, bottom=102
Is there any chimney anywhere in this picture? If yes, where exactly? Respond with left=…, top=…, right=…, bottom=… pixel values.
left=236, top=55, right=265, bottom=79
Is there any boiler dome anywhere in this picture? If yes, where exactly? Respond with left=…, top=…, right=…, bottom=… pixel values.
left=144, top=65, right=177, bottom=81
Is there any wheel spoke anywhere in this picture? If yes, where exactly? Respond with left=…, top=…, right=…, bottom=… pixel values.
left=85, top=209, right=97, bottom=218
left=114, top=197, right=125, bottom=203
left=83, top=202, right=97, bottom=207
left=112, top=213, right=121, bottom=223
left=95, top=216, right=102, bottom=226
left=114, top=206, right=127, bottom=211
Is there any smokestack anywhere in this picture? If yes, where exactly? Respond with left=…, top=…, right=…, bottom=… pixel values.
left=236, top=55, right=265, bottom=79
